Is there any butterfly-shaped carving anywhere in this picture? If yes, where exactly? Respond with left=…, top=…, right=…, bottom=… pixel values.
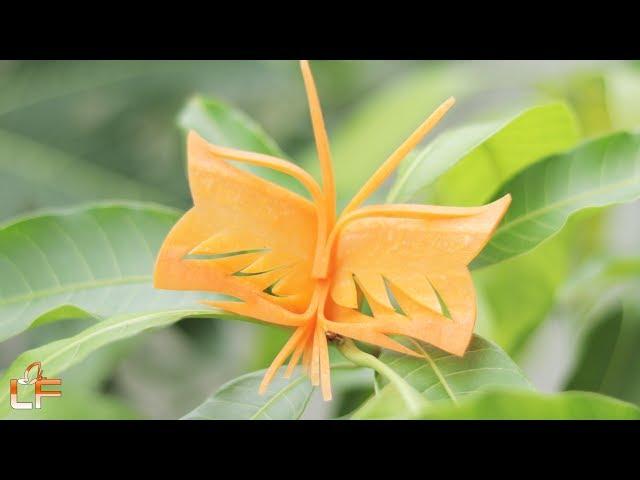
left=154, top=61, right=511, bottom=401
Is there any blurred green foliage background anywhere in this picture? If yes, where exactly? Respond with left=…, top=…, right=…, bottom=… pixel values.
left=1, top=60, right=639, bottom=419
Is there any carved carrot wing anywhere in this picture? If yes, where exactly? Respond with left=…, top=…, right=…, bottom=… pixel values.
left=154, top=131, right=321, bottom=325
left=322, top=196, right=511, bottom=357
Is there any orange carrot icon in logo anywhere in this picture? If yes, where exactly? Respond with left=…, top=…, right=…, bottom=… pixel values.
left=154, top=60, right=511, bottom=401
left=10, top=362, right=62, bottom=410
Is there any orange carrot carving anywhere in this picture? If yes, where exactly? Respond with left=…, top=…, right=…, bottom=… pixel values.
left=154, top=60, right=511, bottom=401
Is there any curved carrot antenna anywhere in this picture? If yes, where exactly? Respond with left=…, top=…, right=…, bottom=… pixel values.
left=204, top=140, right=324, bottom=205
left=341, top=97, right=456, bottom=216
left=300, top=60, right=336, bottom=228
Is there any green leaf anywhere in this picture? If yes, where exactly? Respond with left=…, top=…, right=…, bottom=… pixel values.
left=329, top=366, right=376, bottom=419
left=560, top=257, right=640, bottom=311
left=417, top=388, right=640, bottom=419
left=389, top=103, right=580, bottom=205
left=565, top=303, right=624, bottom=391
left=474, top=223, right=574, bottom=355
left=540, top=72, right=613, bottom=137
left=0, top=203, right=208, bottom=343
left=606, top=66, right=640, bottom=131
left=182, top=367, right=314, bottom=420
left=564, top=286, right=640, bottom=405
left=178, top=96, right=305, bottom=196
left=476, top=209, right=605, bottom=356
left=352, top=335, right=533, bottom=419
left=474, top=131, right=640, bottom=269
left=0, top=307, right=212, bottom=418
left=178, top=96, right=287, bottom=158
left=540, top=65, right=640, bottom=137
left=0, top=130, right=179, bottom=221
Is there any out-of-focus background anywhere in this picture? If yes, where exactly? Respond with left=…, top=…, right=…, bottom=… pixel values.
left=1, top=60, right=639, bottom=419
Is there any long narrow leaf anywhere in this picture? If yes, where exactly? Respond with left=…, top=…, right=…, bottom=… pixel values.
left=475, top=132, right=640, bottom=268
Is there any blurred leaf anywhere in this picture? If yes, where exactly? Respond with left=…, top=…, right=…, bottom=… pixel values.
left=300, top=64, right=477, bottom=206
left=0, top=60, right=411, bottom=151
left=0, top=61, right=308, bottom=218
left=565, top=302, right=623, bottom=390
left=0, top=61, right=243, bottom=117
left=477, top=208, right=605, bottom=357
left=390, top=103, right=580, bottom=205
left=178, top=96, right=287, bottom=158
left=474, top=234, right=570, bottom=355
left=0, top=203, right=210, bottom=343
left=0, top=307, right=213, bottom=418
left=541, top=73, right=613, bottom=137
left=474, top=132, right=640, bottom=269
left=564, top=287, right=640, bottom=405
left=416, top=388, right=640, bottom=420
left=561, top=257, right=640, bottom=311
left=113, top=324, right=241, bottom=420
left=0, top=61, right=160, bottom=115
left=607, top=66, right=640, bottom=131
left=178, top=96, right=305, bottom=195
left=329, top=366, right=375, bottom=419
left=0, top=318, right=137, bottom=398
left=245, top=323, right=291, bottom=371
left=182, top=367, right=313, bottom=420
left=0, top=60, right=413, bottom=218
left=541, top=65, right=640, bottom=137
left=0, top=130, right=179, bottom=221
left=352, top=335, right=532, bottom=419
left=61, top=339, right=135, bottom=391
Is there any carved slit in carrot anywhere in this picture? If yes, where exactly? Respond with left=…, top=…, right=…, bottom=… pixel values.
left=154, top=60, right=511, bottom=401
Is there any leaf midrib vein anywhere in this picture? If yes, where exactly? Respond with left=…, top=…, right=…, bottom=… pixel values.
left=496, top=171, right=640, bottom=237
left=410, top=339, right=458, bottom=405
left=250, top=375, right=309, bottom=420
left=0, top=275, right=151, bottom=308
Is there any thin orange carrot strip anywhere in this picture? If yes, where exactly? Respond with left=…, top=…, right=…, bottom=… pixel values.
left=309, top=322, right=321, bottom=386
left=300, top=60, right=335, bottom=279
left=341, top=97, right=455, bottom=216
left=259, top=326, right=308, bottom=395
left=300, top=60, right=336, bottom=229
left=203, top=139, right=324, bottom=206
left=323, top=319, right=421, bottom=357
left=318, top=324, right=332, bottom=401
left=284, top=321, right=314, bottom=378
left=205, top=298, right=305, bottom=327
left=301, top=333, right=314, bottom=376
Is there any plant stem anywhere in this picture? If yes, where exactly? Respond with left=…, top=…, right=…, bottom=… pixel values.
left=337, top=338, right=427, bottom=415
